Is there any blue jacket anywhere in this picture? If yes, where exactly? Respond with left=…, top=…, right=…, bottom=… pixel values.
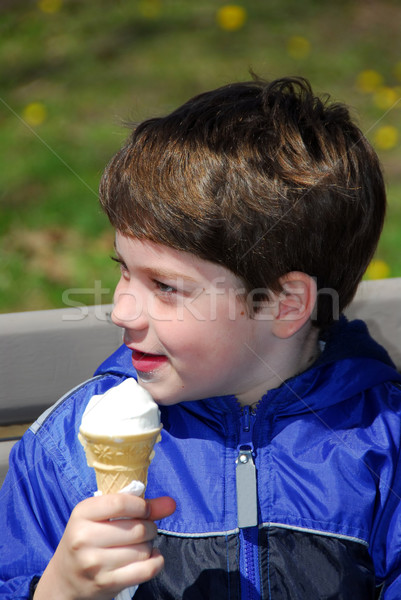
left=1, top=317, right=401, bottom=599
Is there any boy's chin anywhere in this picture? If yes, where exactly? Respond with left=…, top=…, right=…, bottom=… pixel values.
left=136, top=374, right=187, bottom=406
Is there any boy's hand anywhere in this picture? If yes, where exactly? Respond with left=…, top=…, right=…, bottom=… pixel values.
left=34, top=494, right=176, bottom=600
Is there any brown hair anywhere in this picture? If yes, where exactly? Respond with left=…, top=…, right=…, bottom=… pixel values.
left=99, top=76, right=386, bottom=329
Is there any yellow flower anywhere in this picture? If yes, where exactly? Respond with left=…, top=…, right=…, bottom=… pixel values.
left=22, top=102, right=47, bottom=127
left=138, top=0, right=162, bottom=19
left=365, top=259, right=391, bottom=280
left=374, top=125, right=399, bottom=150
left=356, top=69, right=383, bottom=94
left=38, top=0, right=62, bottom=13
left=373, top=86, right=399, bottom=111
left=216, top=5, right=247, bottom=31
left=286, top=36, right=311, bottom=60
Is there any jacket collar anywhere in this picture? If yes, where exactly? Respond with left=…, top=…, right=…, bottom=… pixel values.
left=94, top=316, right=401, bottom=419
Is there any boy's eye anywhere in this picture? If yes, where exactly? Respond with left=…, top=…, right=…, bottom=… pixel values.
left=110, top=255, right=128, bottom=273
left=155, top=280, right=177, bottom=294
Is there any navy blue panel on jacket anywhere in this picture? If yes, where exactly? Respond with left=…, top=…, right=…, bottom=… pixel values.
left=1, top=316, right=401, bottom=599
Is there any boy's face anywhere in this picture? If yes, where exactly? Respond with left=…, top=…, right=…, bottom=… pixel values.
left=112, top=233, right=277, bottom=406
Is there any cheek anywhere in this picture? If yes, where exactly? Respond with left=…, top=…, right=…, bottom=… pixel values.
left=153, top=317, right=211, bottom=362
left=180, top=322, right=239, bottom=362
left=154, top=296, right=250, bottom=357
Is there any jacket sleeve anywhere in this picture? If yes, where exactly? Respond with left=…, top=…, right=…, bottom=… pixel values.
left=370, top=384, right=401, bottom=599
left=0, top=418, right=95, bottom=598
left=374, top=467, right=401, bottom=599
left=374, top=481, right=401, bottom=599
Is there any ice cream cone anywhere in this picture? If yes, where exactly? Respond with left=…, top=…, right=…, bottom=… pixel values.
left=79, top=426, right=162, bottom=496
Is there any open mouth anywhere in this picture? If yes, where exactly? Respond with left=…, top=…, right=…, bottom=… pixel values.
left=131, top=348, right=168, bottom=373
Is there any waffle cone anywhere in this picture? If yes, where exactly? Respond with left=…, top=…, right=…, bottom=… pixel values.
left=78, top=426, right=162, bottom=496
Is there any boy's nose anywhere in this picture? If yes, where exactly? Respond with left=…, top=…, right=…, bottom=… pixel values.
left=111, top=290, right=148, bottom=330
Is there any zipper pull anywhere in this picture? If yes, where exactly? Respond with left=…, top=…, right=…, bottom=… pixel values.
left=236, top=447, right=258, bottom=528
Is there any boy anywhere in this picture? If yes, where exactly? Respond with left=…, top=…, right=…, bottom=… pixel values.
left=1, top=76, right=401, bottom=599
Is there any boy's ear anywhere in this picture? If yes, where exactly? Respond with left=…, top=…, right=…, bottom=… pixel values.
left=271, top=272, right=317, bottom=339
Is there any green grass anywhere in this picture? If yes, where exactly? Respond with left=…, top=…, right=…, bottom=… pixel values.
left=1, top=0, right=401, bottom=312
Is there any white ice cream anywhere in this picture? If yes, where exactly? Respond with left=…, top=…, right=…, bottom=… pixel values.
left=80, top=378, right=161, bottom=438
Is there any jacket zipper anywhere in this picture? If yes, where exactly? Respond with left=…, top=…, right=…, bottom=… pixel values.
left=236, top=405, right=260, bottom=599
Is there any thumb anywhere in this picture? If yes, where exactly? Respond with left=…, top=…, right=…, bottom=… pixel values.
left=146, top=496, right=176, bottom=521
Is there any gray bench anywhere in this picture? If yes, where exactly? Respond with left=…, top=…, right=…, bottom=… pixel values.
left=0, top=304, right=120, bottom=426
left=1, top=278, right=401, bottom=487
left=0, top=304, right=121, bottom=485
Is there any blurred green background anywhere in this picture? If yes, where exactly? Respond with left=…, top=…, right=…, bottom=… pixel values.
left=1, top=0, right=401, bottom=313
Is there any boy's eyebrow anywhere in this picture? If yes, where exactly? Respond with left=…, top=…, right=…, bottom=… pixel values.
left=141, top=266, right=200, bottom=284
left=113, top=243, right=200, bottom=284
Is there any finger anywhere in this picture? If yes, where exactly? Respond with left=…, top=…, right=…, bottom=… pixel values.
left=146, top=496, right=176, bottom=521
left=74, top=543, right=158, bottom=593
left=86, top=518, right=158, bottom=549
left=106, top=548, right=165, bottom=591
left=97, top=541, right=155, bottom=571
left=76, top=494, right=149, bottom=522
